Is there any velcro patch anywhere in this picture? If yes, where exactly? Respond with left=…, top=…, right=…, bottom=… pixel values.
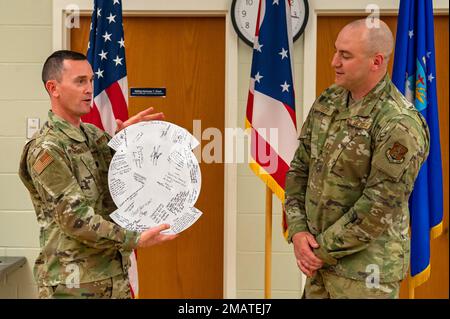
left=96, top=135, right=109, bottom=146
left=33, top=150, right=54, bottom=175
left=347, top=117, right=373, bottom=130
left=373, top=125, right=417, bottom=181
left=386, top=142, right=408, bottom=163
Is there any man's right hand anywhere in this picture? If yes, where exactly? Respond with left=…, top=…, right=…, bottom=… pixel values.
left=292, top=232, right=324, bottom=277
left=137, top=224, right=178, bottom=248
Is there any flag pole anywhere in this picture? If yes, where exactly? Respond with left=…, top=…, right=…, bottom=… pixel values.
left=408, top=275, right=415, bottom=299
left=409, top=287, right=415, bottom=299
left=264, top=186, right=273, bottom=299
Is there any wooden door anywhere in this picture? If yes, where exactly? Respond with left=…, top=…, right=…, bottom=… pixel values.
left=71, top=16, right=225, bottom=298
left=316, top=15, right=449, bottom=299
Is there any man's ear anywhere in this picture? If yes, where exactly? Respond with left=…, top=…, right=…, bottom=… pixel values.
left=372, top=53, right=385, bottom=70
left=45, top=80, right=59, bottom=98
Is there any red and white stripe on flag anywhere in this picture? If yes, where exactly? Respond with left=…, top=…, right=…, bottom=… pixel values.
left=245, top=0, right=299, bottom=239
left=82, top=77, right=129, bottom=136
left=84, top=0, right=139, bottom=297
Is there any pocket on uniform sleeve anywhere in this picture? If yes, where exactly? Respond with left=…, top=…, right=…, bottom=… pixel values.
left=372, top=126, right=417, bottom=182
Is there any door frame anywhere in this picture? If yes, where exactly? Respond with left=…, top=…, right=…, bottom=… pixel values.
left=53, top=0, right=238, bottom=298
left=302, top=0, right=448, bottom=122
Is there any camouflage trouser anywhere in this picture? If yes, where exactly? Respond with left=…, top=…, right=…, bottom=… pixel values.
left=303, top=270, right=400, bottom=299
left=37, top=273, right=131, bottom=299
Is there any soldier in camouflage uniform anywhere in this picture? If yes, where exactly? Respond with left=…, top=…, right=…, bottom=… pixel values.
left=19, top=50, right=178, bottom=298
left=285, top=19, right=430, bottom=298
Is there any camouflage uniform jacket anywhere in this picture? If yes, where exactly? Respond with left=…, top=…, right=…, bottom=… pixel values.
left=285, top=74, right=430, bottom=283
left=19, top=111, right=140, bottom=286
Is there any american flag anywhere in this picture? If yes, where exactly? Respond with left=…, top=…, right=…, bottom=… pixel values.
left=85, top=0, right=139, bottom=298
left=85, top=0, right=128, bottom=136
left=245, top=0, right=298, bottom=238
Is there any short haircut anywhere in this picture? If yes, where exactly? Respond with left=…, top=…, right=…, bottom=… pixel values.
left=41, top=50, right=87, bottom=86
left=345, top=18, right=394, bottom=63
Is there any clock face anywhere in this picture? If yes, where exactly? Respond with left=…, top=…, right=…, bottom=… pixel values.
left=231, top=0, right=309, bottom=47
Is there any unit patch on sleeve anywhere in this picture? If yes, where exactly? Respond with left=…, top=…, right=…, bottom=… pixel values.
left=386, top=142, right=408, bottom=164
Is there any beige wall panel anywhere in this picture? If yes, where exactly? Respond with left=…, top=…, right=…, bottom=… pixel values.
left=0, top=176, right=34, bottom=210
left=0, top=212, right=39, bottom=247
left=0, top=65, right=47, bottom=100
left=0, top=101, right=49, bottom=137
left=0, top=0, right=52, bottom=25
left=0, top=26, right=51, bottom=62
left=0, top=139, right=27, bottom=173
left=237, top=163, right=254, bottom=177
left=238, top=62, right=252, bottom=102
left=237, top=252, right=265, bottom=290
left=272, top=253, right=301, bottom=290
left=237, top=252, right=300, bottom=291
left=237, top=100, right=248, bottom=130
left=238, top=213, right=294, bottom=253
left=237, top=176, right=266, bottom=213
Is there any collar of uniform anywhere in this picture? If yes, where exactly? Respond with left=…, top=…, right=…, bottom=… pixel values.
left=315, top=85, right=346, bottom=116
left=335, top=73, right=390, bottom=120
left=48, top=110, right=86, bottom=142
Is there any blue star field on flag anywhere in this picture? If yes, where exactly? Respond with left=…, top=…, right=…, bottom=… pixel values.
left=87, top=0, right=127, bottom=97
left=392, top=0, right=443, bottom=289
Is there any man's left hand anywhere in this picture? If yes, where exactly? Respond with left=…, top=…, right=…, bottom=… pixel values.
left=115, top=107, right=165, bottom=133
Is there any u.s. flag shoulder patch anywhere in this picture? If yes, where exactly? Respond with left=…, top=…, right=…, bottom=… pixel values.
left=33, top=150, right=54, bottom=175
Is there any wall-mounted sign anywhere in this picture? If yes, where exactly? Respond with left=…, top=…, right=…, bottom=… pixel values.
left=130, top=88, right=166, bottom=97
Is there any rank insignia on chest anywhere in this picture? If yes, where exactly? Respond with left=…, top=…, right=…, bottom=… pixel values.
left=68, top=144, right=88, bottom=155
left=96, top=135, right=108, bottom=146
left=386, top=142, right=408, bottom=163
left=347, top=117, right=373, bottom=129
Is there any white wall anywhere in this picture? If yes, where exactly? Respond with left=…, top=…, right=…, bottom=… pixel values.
left=0, top=0, right=53, bottom=298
